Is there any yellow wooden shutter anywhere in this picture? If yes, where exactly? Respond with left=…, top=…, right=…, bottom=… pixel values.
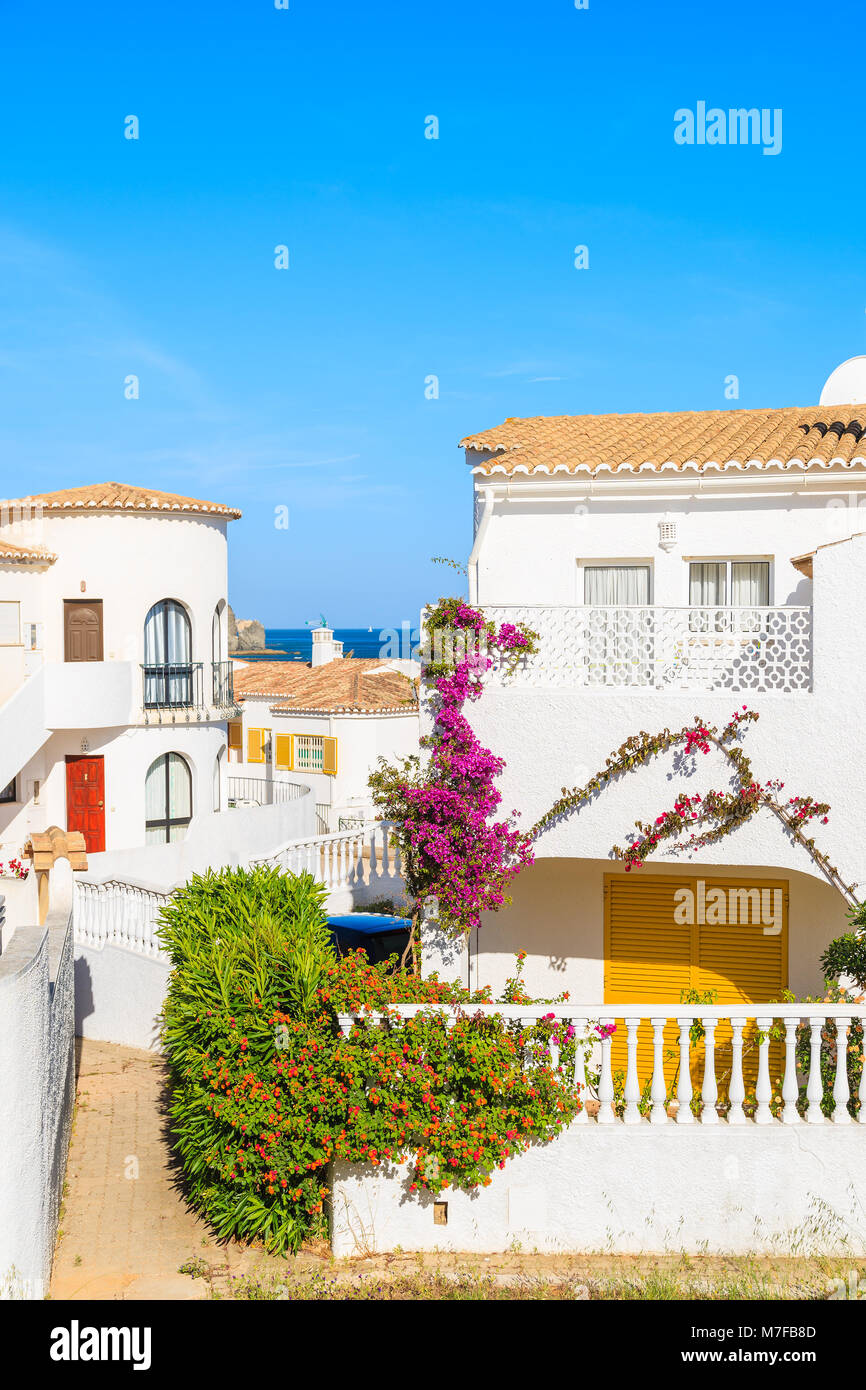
left=247, top=728, right=265, bottom=763
left=228, top=720, right=242, bottom=750
left=322, top=737, right=337, bottom=775
left=274, top=734, right=293, bottom=770
left=604, top=874, right=787, bottom=1107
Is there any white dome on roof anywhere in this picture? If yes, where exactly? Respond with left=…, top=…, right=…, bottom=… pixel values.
left=819, top=356, right=866, bottom=406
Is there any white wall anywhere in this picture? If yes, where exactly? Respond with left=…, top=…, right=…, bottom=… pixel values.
left=0, top=863, right=75, bottom=1299
left=74, top=943, right=169, bottom=1051
left=81, top=792, right=316, bottom=889
left=232, top=696, right=419, bottom=820
left=473, top=475, right=865, bottom=608
left=332, top=1123, right=866, bottom=1257
left=1, top=509, right=230, bottom=667
left=0, top=507, right=234, bottom=855
left=465, top=858, right=848, bottom=1004
left=0, top=722, right=229, bottom=855
left=458, top=533, right=866, bottom=912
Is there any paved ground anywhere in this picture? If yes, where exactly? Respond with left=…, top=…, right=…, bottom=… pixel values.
left=50, top=1039, right=839, bottom=1301
left=50, top=1039, right=284, bottom=1301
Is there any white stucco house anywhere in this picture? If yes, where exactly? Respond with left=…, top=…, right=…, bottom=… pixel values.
left=452, top=393, right=866, bottom=1018
left=228, top=627, right=420, bottom=832
left=0, top=482, right=242, bottom=871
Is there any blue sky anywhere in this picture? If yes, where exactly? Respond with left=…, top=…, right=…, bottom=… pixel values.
left=0, top=0, right=863, bottom=625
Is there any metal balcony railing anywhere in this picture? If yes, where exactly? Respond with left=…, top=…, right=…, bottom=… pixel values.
left=142, top=660, right=240, bottom=718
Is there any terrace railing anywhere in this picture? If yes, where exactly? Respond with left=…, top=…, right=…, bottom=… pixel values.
left=227, top=774, right=310, bottom=807
left=73, top=823, right=403, bottom=956
left=142, top=660, right=241, bottom=721
left=481, top=605, right=812, bottom=692
left=74, top=878, right=171, bottom=959
left=254, top=821, right=402, bottom=897
left=337, top=1002, right=866, bottom=1126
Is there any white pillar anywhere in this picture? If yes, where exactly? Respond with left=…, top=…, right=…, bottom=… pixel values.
left=419, top=897, right=468, bottom=988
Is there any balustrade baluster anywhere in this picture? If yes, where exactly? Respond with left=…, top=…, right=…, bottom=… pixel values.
left=728, top=1019, right=747, bottom=1125
left=574, top=1027, right=591, bottom=1124
left=676, top=1017, right=694, bottom=1124
left=700, top=1017, right=719, bottom=1125
left=781, top=1019, right=802, bottom=1125
left=832, top=1017, right=852, bottom=1125
left=754, top=1016, right=774, bottom=1125
left=806, top=1016, right=826, bottom=1125
left=649, top=1017, right=668, bottom=1125
left=623, top=1017, right=642, bottom=1124
left=597, top=1023, right=615, bottom=1124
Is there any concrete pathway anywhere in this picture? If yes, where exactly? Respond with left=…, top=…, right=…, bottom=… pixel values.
left=50, top=1039, right=282, bottom=1300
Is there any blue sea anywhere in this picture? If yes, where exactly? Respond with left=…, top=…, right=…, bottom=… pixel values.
left=260, top=627, right=415, bottom=662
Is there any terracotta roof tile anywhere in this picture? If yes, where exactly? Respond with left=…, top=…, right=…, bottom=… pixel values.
left=461, top=405, right=866, bottom=476
left=232, top=658, right=418, bottom=714
left=8, top=482, right=241, bottom=518
left=0, top=539, right=56, bottom=564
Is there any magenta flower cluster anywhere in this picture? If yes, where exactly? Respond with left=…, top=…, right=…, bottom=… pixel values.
left=398, top=601, right=536, bottom=935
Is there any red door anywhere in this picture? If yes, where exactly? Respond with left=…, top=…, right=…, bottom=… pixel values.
left=66, top=756, right=105, bottom=853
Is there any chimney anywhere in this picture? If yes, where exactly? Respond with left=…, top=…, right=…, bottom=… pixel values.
left=311, top=625, right=342, bottom=667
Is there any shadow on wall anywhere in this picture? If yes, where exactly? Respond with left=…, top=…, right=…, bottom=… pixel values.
left=73, top=945, right=168, bottom=1052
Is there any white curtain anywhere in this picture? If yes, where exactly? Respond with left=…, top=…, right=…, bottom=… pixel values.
left=144, top=600, right=192, bottom=704
left=689, top=562, right=726, bottom=606
left=145, top=753, right=192, bottom=843
left=731, top=562, right=769, bottom=606
left=584, top=565, right=650, bottom=605
left=145, top=756, right=167, bottom=844
left=169, top=753, right=192, bottom=820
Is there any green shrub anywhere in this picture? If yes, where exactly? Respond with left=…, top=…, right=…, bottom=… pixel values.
left=160, top=866, right=582, bottom=1255
left=820, top=929, right=866, bottom=993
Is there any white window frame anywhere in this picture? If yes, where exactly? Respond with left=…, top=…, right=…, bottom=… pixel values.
left=686, top=557, right=772, bottom=607
left=577, top=560, right=653, bottom=606
left=0, top=601, right=21, bottom=646
left=294, top=734, right=325, bottom=772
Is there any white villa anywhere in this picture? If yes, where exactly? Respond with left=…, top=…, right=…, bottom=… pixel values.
left=0, top=483, right=242, bottom=869
left=455, top=395, right=866, bottom=1013
left=228, top=627, right=420, bottom=833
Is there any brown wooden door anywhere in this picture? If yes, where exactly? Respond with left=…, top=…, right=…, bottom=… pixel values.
left=64, top=601, right=103, bottom=661
left=66, top=756, right=105, bottom=853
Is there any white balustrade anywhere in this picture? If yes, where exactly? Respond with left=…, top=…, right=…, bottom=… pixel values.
left=255, top=821, right=402, bottom=897
left=481, top=604, right=812, bottom=693
left=334, top=1002, right=866, bottom=1130
left=73, top=879, right=171, bottom=958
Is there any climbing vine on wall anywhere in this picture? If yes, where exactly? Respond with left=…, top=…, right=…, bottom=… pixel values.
left=369, top=598, right=539, bottom=949
left=532, top=706, right=856, bottom=904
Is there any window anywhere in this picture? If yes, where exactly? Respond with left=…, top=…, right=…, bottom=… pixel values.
left=0, top=777, right=16, bottom=803
left=145, top=753, right=192, bottom=844
left=274, top=734, right=293, bottom=770
left=228, top=720, right=243, bottom=760
left=583, top=565, right=651, bottom=605
left=213, top=750, right=223, bottom=813
left=143, top=599, right=192, bottom=707
left=689, top=561, right=770, bottom=607
left=294, top=735, right=337, bottom=774
left=247, top=727, right=269, bottom=763
left=0, top=601, right=21, bottom=645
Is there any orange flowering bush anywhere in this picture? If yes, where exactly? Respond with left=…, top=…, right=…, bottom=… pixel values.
left=160, top=867, right=580, bottom=1254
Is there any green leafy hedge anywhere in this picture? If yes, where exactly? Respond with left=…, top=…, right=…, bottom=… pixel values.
left=160, top=866, right=581, bottom=1255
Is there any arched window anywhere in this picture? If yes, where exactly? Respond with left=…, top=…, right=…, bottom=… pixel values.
left=211, top=604, right=225, bottom=703
left=213, top=747, right=224, bottom=813
left=144, top=600, right=192, bottom=707
left=145, top=753, right=192, bottom=843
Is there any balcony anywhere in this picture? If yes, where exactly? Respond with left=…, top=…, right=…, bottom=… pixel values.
left=141, top=660, right=241, bottom=723
left=482, top=605, right=812, bottom=693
